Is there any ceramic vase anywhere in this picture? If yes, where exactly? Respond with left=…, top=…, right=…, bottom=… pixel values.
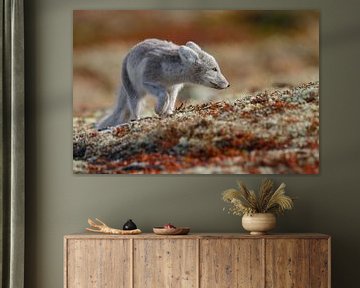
left=242, top=213, right=276, bottom=235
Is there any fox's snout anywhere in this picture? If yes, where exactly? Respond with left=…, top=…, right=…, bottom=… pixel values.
left=211, top=81, right=230, bottom=90
left=211, top=76, right=230, bottom=90
left=220, top=80, right=230, bottom=89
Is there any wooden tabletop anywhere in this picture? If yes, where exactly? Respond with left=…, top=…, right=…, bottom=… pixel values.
left=65, top=232, right=330, bottom=240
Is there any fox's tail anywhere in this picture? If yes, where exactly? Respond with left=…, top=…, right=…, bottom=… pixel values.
left=96, top=86, right=130, bottom=130
left=96, top=56, right=131, bottom=130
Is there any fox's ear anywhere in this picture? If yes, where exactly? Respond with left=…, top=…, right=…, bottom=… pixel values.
left=179, top=45, right=199, bottom=64
left=186, top=41, right=202, bottom=53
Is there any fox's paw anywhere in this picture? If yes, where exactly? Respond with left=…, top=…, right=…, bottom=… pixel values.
left=165, top=111, right=174, bottom=116
left=155, top=106, right=172, bottom=116
left=156, top=110, right=174, bottom=118
left=164, top=109, right=175, bottom=116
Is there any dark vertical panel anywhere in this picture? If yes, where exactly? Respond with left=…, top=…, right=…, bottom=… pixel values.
left=1, top=0, right=25, bottom=287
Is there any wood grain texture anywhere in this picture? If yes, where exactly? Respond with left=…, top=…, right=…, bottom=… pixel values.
left=133, top=239, right=197, bottom=288
left=66, top=239, right=131, bottom=288
left=64, top=234, right=330, bottom=288
left=265, top=239, right=310, bottom=288
left=200, top=239, right=264, bottom=288
left=65, top=233, right=330, bottom=240
left=310, top=239, right=330, bottom=288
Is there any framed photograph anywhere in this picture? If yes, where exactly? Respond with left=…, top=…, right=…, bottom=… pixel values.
left=73, top=10, right=319, bottom=175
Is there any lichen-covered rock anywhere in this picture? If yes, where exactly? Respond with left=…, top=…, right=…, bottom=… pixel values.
left=73, top=82, right=319, bottom=174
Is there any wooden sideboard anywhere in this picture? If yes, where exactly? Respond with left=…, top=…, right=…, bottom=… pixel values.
left=64, top=233, right=330, bottom=288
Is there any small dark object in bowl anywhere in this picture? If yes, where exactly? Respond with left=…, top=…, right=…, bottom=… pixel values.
left=123, top=219, right=137, bottom=230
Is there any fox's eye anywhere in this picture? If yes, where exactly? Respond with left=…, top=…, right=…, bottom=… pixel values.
left=212, top=67, right=218, bottom=72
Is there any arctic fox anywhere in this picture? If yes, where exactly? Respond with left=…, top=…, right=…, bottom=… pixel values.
left=97, top=39, right=230, bottom=130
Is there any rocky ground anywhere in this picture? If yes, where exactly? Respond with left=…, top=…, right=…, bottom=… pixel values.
left=73, top=82, right=319, bottom=174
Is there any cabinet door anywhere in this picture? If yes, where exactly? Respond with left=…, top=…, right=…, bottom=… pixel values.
left=66, top=239, right=131, bottom=288
left=134, top=239, right=198, bottom=288
left=266, top=239, right=310, bottom=287
left=200, top=239, right=264, bottom=288
left=309, top=239, right=330, bottom=288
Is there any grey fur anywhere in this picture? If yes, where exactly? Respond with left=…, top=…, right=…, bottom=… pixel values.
left=97, top=39, right=229, bottom=130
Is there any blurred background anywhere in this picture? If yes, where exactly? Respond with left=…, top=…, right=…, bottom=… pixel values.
left=73, top=10, right=319, bottom=118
